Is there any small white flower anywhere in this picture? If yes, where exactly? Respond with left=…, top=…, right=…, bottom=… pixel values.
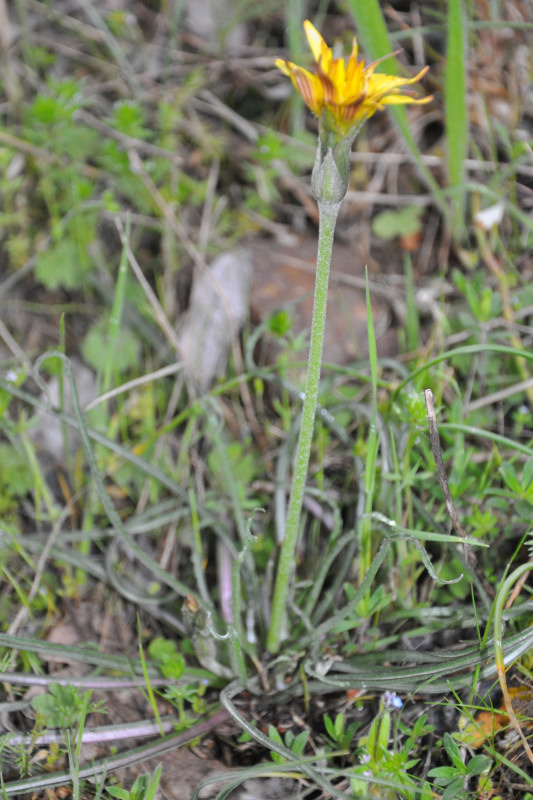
left=474, top=201, right=505, bottom=231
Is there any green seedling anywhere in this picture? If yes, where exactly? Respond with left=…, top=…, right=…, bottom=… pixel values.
left=148, top=637, right=207, bottom=727
left=267, top=725, right=310, bottom=765
left=427, top=733, right=493, bottom=800
left=148, top=636, right=186, bottom=680
left=454, top=269, right=494, bottom=324
left=350, top=698, right=433, bottom=800
left=499, top=455, right=533, bottom=510
left=32, top=683, right=105, bottom=732
left=371, top=206, right=424, bottom=243
left=107, top=765, right=162, bottom=800
left=323, top=711, right=360, bottom=750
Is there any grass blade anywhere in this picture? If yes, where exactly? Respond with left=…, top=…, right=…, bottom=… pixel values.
left=358, top=269, right=380, bottom=609
left=445, top=0, right=469, bottom=237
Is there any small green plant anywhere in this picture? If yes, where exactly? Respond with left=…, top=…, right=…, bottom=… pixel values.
left=148, top=637, right=207, bottom=728
left=31, top=683, right=106, bottom=800
left=427, top=733, right=493, bottom=800
left=454, top=269, right=495, bottom=324
left=0, top=442, right=35, bottom=516
left=148, top=636, right=186, bottom=679
left=32, top=683, right=105, bottom=731
left=267, top=725, right=310, bottom=765
left=350, top=695, right=434, bottom=800
left=499, top=455, right=533, bottom=514
left=371, top=206, right=424, bottom=243
left=323, top=710, right=360, bottom=750
left=107, top=765, right=162, bottom=800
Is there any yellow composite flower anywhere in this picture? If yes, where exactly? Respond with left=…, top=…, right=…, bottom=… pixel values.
left=276, top=20, right=432, bottom=138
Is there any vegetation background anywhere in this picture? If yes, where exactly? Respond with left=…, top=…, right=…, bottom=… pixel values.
left=0, top=0, right=532, bottom=798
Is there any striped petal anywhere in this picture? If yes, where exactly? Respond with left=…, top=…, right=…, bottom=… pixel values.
left=276, top=21, right=432, bottom=139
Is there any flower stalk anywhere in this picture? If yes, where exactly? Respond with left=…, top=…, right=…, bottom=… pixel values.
left=267, top=20, right=431, bottom=654
left=266, top=194, right=339, bottom=653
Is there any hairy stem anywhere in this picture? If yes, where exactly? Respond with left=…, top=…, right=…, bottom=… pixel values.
left=267, top=200, right=340, bottom=653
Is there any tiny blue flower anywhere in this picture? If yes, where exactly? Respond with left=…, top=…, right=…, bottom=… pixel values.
left=383, top=690, right=403, bottom=709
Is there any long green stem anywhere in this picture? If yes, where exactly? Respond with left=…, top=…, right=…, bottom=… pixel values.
left=267, top=200, right=340, bottom=654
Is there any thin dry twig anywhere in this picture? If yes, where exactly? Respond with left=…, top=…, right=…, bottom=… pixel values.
left=85, top=362, right=185, bottom=411
left=198, top=158, right=221, bottom=255
left=465, top=376, right=533, bottom=413
left=504, top=570, right=531, bottom=609
left=114, top=215, right=183, bottom=353
left=127, top=149, right=206, bottom=271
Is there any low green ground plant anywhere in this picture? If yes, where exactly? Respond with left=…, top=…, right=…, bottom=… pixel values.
left=107, top=765, right=162, bottom=800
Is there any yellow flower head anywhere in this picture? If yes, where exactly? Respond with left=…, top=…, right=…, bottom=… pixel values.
left=276, top=20, right=432, bottom=137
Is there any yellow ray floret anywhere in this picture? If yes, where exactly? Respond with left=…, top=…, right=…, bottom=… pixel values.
left=276, top=20, right=432, bottom=136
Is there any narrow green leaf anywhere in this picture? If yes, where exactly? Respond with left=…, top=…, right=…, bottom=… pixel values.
left=445, top=0, right=469, bottom=237
left=291, top=729, right=310, bottom=756
left=107, top=789, right=129, bottom=800
left=103, top=219, right=131, bottom=395
left=146, top=764, right=163, bottom=800
left=427, top=766, right=460, bottom=779
left=442, top=781, right=466, bottom=800
left=443, top=732, right=465, bottom=771
left=377, top=711, right=391, bottom=752
left=367, top=714, right=379, bottom=759
left=323, top=713, right=336, bottom=739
